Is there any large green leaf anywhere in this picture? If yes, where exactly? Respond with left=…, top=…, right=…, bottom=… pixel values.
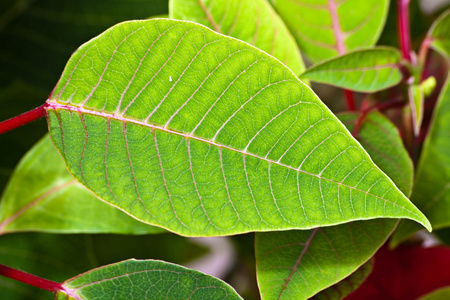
left=169, top=0, right=305, bottom=75
left=255, top=111, right=412, bottom=299
left=270, top=0, right=390, bottom=62
left=0, top=135, right=162, bottom=235
left=428, top=8, right=450, bottom=59
left=56, top=259, right=242, bottom=300
left=46, top=19, right=429, bottom=237
left=391, top=73, right=450, bottom=246
left=0, top=0, right=169, bottom=92
left=0, top=232, right=207, bottom=300
left=301, top=47, right=402, bottom=92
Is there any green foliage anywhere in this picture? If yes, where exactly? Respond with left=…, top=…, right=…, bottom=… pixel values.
left=270, top=0, right=390, bottom=62
left=48, top=19, right=428, bottom=237
left=301, top=48, right=403, bottom=92
left=57, top=259, right=242, bottom=300
left=169, top=0, right=305, bottom=75
left=428, top=8, right=450, bottom=58
left=392, top=73, right=450, bottom=246
left=0, top=136, right=162, bottom=234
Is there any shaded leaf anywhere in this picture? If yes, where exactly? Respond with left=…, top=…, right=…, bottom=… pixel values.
left=408, top=84, right=425, bottom=136
left=270, top=0, right=390, bottom=62
left=169, top=0, right=305, bottom=75
left=311, top=259, right=373, bottom=300
left=419, top=287, right=450, bottom=300
left=255, top=112, right=412, bottom=299
left=428, top=8, right=450, bottom=58
left=57, top=259, right=243, bottom=300
left=46, top=19, right=429, bottom=236
left=391, top=73, right=450, bottom=247
left=0, top=232, right=207, bottom=300
left=0, top=136, right=163, bottom=235
left=345, top=245, right=450, bottom=300
left=301, top=48, right=402, bottom=92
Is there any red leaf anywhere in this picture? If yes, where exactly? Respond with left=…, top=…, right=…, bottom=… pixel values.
left=345, top=244, right=450, bottom=300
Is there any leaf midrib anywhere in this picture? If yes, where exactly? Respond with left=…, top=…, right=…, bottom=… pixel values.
left=46, top=101, right=422, bottom=221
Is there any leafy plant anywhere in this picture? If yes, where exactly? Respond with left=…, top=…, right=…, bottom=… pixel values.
left=0, top=0, right=450, bottom=299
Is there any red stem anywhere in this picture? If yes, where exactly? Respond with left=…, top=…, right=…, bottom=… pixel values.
left=344, top=89, right=356, bottom=111
left=398, top=0, right=412, bottom=62
left=0, top=263, right=63, bottom=293
left=0, top=104, right=47, bottom=135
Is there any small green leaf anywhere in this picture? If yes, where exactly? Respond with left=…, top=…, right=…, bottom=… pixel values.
left=391, top=73, right=450, bottom=247
left=255, top=112, right=412, bottom=299
left=301, top=48, right=403, bottom=92
left=311, top=259, right=373, bottom=300
left=58, top=259, right=243, bottom=300
left=271, top=0, right=390, bottom=62
left=0, top=136, right=163, bottom=235
left=419, top=287, right=450, bottom=300
left=428, top=8, right=450, bottom=58
left=47, top=19, right=430, bottom=237
left=408, top=84, right=425, bottom=136
left=421, top=76, right=437, bottom=97
left=169, top=0, right=305, bottom=75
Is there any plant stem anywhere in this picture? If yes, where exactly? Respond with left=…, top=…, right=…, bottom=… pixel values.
left=344, top=89, right=356, bottom=111
left=418, top=37, right=432, bottom=80
left=398, top=0, right=412, bottom=62
left=0, top=263, right=63, bottom=293
left=0, top=104, right=47, bottom=135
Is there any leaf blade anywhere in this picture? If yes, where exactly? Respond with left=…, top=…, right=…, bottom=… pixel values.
left=428, top=8, right=450, bottom=59
left=47, top=19, right=430, bottom=237
left=301, top=48, right=403, bottom=92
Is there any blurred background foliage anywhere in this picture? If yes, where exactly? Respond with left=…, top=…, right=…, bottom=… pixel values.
left=0, top=1, right=449, bottom=299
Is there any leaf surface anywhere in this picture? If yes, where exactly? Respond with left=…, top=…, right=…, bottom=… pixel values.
left=0, top=136, right=163, bottom=235
left=408, top=84, right=425, bottom=136
left=169, top=0, right=305, bottom=75
left=428, top=8, right=450, bottom=58
left=47, top=19, right=429, bottom=237
left=57, top=259, right=243, bottom=300
left=270, top=0, right=389, bottom=62
left=419, top=287, right=450, bottom=300
left=255, top=111, right=412, bottom=299
left=391, top=73, right=450, bottom=246
left=301, top=48, right=402, bottom=92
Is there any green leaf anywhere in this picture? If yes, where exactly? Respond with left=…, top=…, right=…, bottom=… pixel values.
left=300, top=47, right=403, bottom=92
left=0, top=136, right=163, bottom=235
left=270, top=0, right=390, bottom=62
left=169, top=0, right=305, bottom=75
left=47, top=19, right=429, bottom=237
left=419, top=287, right=450, bottom=300
left=255, top=111, right=412, bottom=299
left=57, top=259, right=243, bottom=300
left=0, top=0, right=169, bottom=92
left=428, top=8, right=450, bottom=59
left=0, top=232, right=208, bottom=299
left=311, top=259, right=373, bottom=300
left=408, top=84, right=425, bottom=136
left=391, top=73, right=450, bottom=247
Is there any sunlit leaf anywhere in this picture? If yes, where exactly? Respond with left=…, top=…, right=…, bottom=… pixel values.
left=391, top=73, right=450, bottom=247
left=408, top=84, right=425, bottom=136
left=311, top=259, right=373, bottom=300
left=47, top=19, right=429, bottom=237
left=270, top=0, right=390, bottom=62
left=428, top=8, right=450, bottom=58
left=301, top=48, right=402, bottom=92
left=0, top=136, right=163, bottom=235
left=169, top=0, right=305, bottom=75
left=56, top=259, right=243, bottom=300
left=255, top=112, right=412, bottom=299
